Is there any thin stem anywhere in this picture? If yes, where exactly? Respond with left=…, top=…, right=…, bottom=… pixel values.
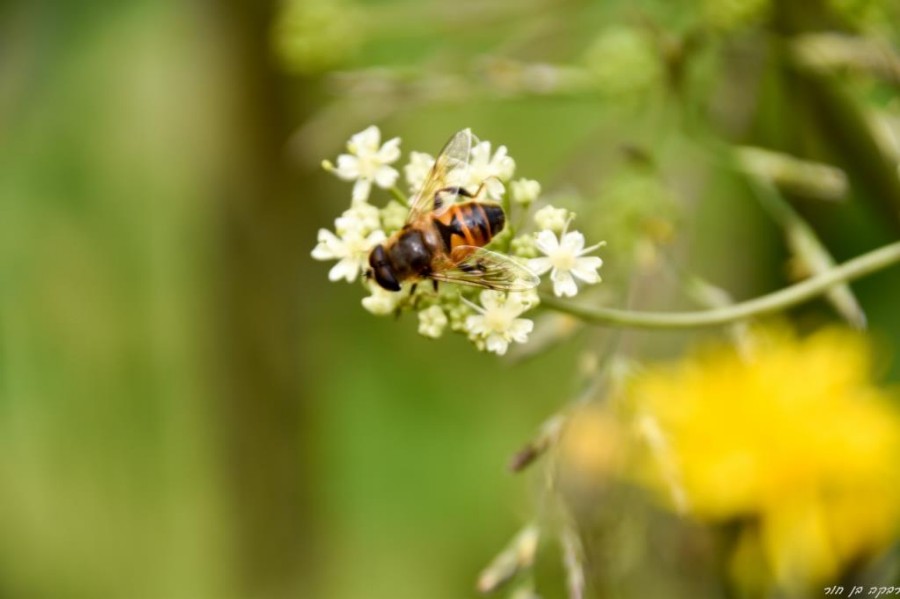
left=540, top=240, right=900, bottom=329
left=389, top=186, right=408, bottom=204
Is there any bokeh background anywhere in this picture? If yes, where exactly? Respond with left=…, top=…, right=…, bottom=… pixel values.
left=2, top=0, right=900, bottom=598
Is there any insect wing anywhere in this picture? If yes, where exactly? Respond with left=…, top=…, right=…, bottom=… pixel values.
left=406, top=129, right=475, bottom=224
left=430, top=246, right=540, bottom=291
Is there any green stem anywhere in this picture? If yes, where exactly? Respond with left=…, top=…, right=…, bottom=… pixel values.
left=540, top=240, right=900, bottom=329
left=389, top=186, right=408, bottom=204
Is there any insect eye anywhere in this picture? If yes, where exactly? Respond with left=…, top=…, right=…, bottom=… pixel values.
left=369, top=245, right=387, bottom=268
left=374, top=265, right=400, bottom=292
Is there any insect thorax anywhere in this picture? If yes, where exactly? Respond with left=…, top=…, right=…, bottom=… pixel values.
left=388, top=228, right=435, bottom=278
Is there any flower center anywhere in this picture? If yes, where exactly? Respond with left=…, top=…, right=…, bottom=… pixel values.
left=356, top=155, right=379, bottom=180
left=484, top=309, right=512, bottom=333
left=549, top=248, right=577, bottom=271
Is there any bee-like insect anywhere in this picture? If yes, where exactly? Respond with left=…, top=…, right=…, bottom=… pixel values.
left=367, top=129, right=539, bottom=293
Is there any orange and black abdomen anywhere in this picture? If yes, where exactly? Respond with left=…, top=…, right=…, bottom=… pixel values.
left=432, top=202, right=505, bottom=251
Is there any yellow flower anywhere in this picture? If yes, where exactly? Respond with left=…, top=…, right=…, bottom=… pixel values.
left=629, top=327, right=900, bottom=591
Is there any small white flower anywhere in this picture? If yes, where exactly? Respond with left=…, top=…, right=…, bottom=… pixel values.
left=533, top=205, right=571, bottom=233
left=404, top=151, right=435, bottom=195
left=529, top=230, right=604, bottom=298
left=380, top=200, right=409, bottom=234
left=361, top=283, right=402, bottom=315
left=417, top=305, right=448, bottom=338
left=457, top=141, right=516, bottom=200
left=326, top=126, right=401, bottom=203
left=510, top=178, right=541, bottom=205
left=335, top=201, right=381, bottom=236
left=311, top=227, right=386, bottom=283
left=464, top=290, right=534, bottom=356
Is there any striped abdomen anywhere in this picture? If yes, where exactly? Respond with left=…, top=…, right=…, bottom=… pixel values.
left=432, top=202, right=506, bottom=251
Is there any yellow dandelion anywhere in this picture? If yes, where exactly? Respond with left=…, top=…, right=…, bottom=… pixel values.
left=628, top=327, right=900, bottom=591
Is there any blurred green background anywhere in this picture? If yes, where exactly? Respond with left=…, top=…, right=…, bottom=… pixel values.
left=2, top=0, right=900, bottom=598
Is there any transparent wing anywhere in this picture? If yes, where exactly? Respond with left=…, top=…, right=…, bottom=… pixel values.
left=406, top=129, right=475, bottom=224
left=429, top=246, right=540, bottom=292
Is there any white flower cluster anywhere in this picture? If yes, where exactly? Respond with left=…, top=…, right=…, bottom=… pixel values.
left=312, top=126, right=606, bottom=355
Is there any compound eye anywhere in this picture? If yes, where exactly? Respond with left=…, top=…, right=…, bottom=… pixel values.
left=369, top=244, right=387, bottom=268
left=374, top=266, right=400, bottom=291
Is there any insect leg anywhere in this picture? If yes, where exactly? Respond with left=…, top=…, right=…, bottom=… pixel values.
left=433, top=186, right=476, bottom=210
left=409, top=282, right=424, bottom=310
left=468, top=176, right=501, bottom=200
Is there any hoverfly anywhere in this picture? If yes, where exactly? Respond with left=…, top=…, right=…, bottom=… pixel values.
left=367, top=129, right=539, bottom=293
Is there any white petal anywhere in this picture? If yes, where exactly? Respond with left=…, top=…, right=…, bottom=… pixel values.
left=471, top=142, right=491, bottom=165
left=527, top=256, right=553, bottom=276
left=311, top=243, right=336, bottom=261
left=534, top=230, right=560, bottom=255
left=551, top=269, right=578, bottom=297
left=365, top=229, right=387, bottom=246
left=376, top=137, right=401, bottom=163
left=352, top=179, right=372, bottom=203
left=485, top=334, right=509, bottom=356
left=349, top=126, right=380, bottom=153
left=404, top=152, right=435, bottom=191
left=362, top=288, right=399, bottom=315
left=336, top=206, right=377, bottom=236
left=485, top=178, right=505, bottom=200
left=491, top=146, right=515, bottom=179
left=373, top=165, right=399, bottom=189
left=561, top=231, right=585, bottom=253
left=509, top=289, right=540, bottom=310
left=311, top=229, right=343, bottom=260
left=334, top=154, right=360, bottom=180
left=479, top=290, right=505, bottom=311
left=507, top=318, right=534, bottom=343
left=570, top=257, right=602, bottom=283
left=328, top=258, right=359, bottom=282
left=465, top=315, right=489, bottom=337
left=316, top=227, right=340, bottom=244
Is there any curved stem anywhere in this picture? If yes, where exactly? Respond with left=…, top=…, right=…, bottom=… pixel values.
left=540, top=241, right=900, bottom=329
